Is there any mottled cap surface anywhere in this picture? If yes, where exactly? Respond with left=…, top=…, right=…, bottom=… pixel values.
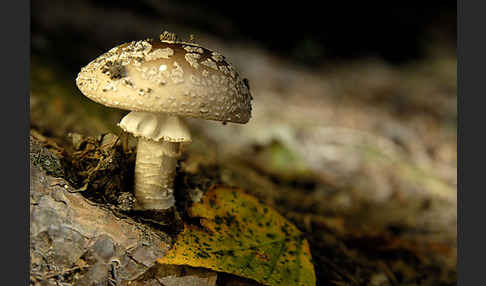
left=76, top=38, right=252, bottom=124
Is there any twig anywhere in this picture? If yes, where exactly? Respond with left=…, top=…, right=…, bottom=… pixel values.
left=42, top=265, right=89, bottom=280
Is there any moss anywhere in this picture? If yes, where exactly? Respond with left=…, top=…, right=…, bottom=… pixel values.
left=29, top=136, right=65, bottom=178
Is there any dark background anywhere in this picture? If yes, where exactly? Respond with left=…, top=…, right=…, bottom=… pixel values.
left=31, top=0, right=456, bottom=72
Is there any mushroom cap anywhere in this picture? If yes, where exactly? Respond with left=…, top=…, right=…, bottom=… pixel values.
left=76, top=38, right=252, bottom=124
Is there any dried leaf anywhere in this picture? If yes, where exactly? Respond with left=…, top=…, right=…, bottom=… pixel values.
left=157, top=187, right=316, bottom=286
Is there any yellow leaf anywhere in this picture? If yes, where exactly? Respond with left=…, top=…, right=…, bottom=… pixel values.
left=157, top=187, right=316, bottom=286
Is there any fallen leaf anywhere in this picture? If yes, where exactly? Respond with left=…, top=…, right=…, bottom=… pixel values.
left=157, top=187, right=316, bottom=286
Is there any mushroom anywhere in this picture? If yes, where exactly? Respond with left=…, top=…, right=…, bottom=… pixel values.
left=76, top=32, right=253, bottom=210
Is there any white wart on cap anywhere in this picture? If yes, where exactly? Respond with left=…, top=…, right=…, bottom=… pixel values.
left=76, top=38, right=252, bottom=123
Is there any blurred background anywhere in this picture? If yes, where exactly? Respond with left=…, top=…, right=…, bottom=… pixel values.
left=31, top=1, right=456, bottom=68
left=30, top=1, right=457, bottom=285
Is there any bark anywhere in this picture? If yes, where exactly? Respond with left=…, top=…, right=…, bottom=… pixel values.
left=29, top=138, right=217, bottom=286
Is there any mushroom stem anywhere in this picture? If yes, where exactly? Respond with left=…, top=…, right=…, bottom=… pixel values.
left=134, top=138, right=180, bottom=210
left=118, top=111, right=192, bottom=210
